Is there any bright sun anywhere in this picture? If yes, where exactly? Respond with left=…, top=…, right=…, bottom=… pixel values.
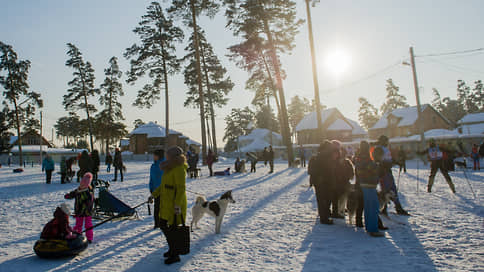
left=324, top=49, right=351, bottom=77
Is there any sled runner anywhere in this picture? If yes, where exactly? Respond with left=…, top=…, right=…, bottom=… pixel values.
left=92, top=179, right=136, bottom=220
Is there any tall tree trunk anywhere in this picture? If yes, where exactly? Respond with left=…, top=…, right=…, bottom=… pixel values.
left=200, top=43, right=218, bottom=155
left=84, top=93, right=94, bottom=151
left=160, top=41, right=170, bottom=152
left=190, top=0, right=208, bottom=162
left=260, top=5, right=294, bottom=166
left=13, top=98, right=23, bottom=166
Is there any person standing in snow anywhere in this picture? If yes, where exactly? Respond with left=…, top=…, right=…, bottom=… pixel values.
left=149, top=149, right=165, bottom=229
left=42, top=153, right=55, bottom=184
left=355, top=141, right=385, bottom=237
left=471, top=144, right=480, bottom=171
left=299, top=144, right=306, bottom=168
left=372, top=135, right=409, bottom=216
left=105, top=152, right=113, bottom=173
left=331, top=140, right=354, bottom=219
left=149, top=146, right=188, bottom=265
left=311, top=140, right=336, bottom=224
left=60, top=156, right=67, bottom=184
left=78, top=150, right=93, bottom=183
left=246, top=152, right=258, bottom=173
left=65, top=172, right=95, bottom=243
left=91, top=150, right=100, bottom=181
left=397, top=146, right=407, bottom=173
left=206, top=149, right=215, bottom=177
left=268, top=146, right=275, bottom=173
left=113, top=148, right=124, bottom=182
left=418, top=139, right=456, bottom=193
left=262, top=147, right=268, bottom=166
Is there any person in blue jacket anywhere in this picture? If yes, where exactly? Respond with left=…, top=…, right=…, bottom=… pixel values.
left=42, top=153, right=55, bottom=184
left=149, top=149, right=165, bottom=229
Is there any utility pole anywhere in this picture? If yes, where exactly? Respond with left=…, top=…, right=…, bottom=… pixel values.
left=305, top=0, right=323, bottom=138
left=39, top=111, right=43, bottom=167
left=409, top=47, right=426, bottom=150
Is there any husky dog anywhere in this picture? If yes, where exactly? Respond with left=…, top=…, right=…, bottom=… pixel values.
left=378, top=190, right=396, bottom=213
left=191, top=190, right=236, bottom=234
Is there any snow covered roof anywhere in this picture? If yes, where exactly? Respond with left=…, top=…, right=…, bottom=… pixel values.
left=371, top=105, right=429, bottom=130
left=460, top=123, right=484, bottom=135
left=10, top=146, right=84, bottom=154
left=238, top=128, right=282, bottom=152
left=347, top=119, right=368, bottom=136
left=295, top=108, right=338, bottom=132
left=458, top=113, right=484, bottom=125
left=186, top=139, right=201, bottom=146
left=327, top=118, right=352, bottom=131
left=129, top=122, right=182, bottom=138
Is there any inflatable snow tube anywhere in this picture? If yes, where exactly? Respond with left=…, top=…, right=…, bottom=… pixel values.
left=33, top=235, right=88, bottom=258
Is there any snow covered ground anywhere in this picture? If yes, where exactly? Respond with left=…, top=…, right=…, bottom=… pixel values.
left=0, top=159, right=482, bottom=271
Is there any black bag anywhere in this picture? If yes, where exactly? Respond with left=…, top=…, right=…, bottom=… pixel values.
left=166, top=214, right=190, bottom=255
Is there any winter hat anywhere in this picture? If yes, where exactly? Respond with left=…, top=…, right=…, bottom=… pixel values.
left=167, top=146, right=183, bottom=158
left=80, top=172, right=93, bottom=189
left=60, top=203, right=70, bottom=215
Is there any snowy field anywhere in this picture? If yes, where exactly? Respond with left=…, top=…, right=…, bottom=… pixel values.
left=0, top=159, right=482, bottom=272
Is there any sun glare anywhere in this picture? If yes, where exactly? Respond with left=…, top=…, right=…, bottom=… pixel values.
left=324, top=49, right=351, bottom=77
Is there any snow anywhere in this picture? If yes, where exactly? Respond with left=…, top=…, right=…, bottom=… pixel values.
left=460, top=123, right=484, bottom=136
left=238, top=128, right=282, bottom=152
left=372, top=105, right=429, bottom=129
left=186, top=139, right=201, bottom=147
left=129, top=122, right=182, bottom=138
left=458, top=113, right=484, bottom=124
left=295, top=108, right=338, bottom=131
left=10, top=146, right=83, bottom=154
left=0, top=160, right=482, bottom=271
left=327, top=119, right=352, bottom=131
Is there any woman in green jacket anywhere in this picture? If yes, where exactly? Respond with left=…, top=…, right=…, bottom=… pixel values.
left=149, top=146, right=187, bottom=265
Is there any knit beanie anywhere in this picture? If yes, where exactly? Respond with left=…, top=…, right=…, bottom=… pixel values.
left=80, top=172, right=93, bottom=189
left=167, top=146, right=183, bottom=158
left=60, top=203, right=70, bottom=215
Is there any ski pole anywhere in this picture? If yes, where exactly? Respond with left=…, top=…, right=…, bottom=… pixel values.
left=416, top=158, right=419, bottom=195
left=397, top=167, right=402, bottom=191
left=82, top=201, right=149, bottom=233
left=147, top=202, right=151, bottom=216
left=462, top=168, right=477, bottom=199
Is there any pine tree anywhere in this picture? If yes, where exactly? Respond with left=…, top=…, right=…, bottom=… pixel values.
left=0, top=42, right=43, bottom=165
left=358, top=97, right=380, bottom=130
left=287, top=95, right=312, bottom=133
left=54, top=113, right=89, bottom=147
left=99, top=56, right=124, bottom=154
left=183, top=27, right=234, bottom=155
left=431, top=88, right=443, bottom=112
left=92, top=112, right=128, bottom=153
left=168, top=0, right=222, bottom=159
left=471, top=80, right=483, bottom=112
left=255, top=105, right=280, bottom=133
left=64, top=43, right=99, bottom=151
left=223, top=107, right=255, bottom=152
left=224, top=0, right=303, bottom=166
left=133, top=119, right=146, bottom=129
left=0, top=109, right=12, bottom=153
left=457, top=80, right=478, bottom=113
left=380, top=78, right=409, bottom=114
left=125, top=2, right=184, bottom=151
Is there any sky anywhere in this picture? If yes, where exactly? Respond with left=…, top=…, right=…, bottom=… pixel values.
left=1, top=0, right=483, bottom=147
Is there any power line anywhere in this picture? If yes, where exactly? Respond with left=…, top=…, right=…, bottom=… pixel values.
left=416, top=47, right=484, bottom=58
left=422, top=57, right=484, bottom=77
left=321, top=60, right=403, bottom=95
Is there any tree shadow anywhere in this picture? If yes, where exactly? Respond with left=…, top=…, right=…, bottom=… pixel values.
left=125, top=171, right=307, bottom=271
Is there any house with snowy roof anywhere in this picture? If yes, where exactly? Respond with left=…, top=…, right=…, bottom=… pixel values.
left=128, top=122, right=200, bottom=154
left=295, top=108, right=368, bottom=144
left=237, top=128, right=283, bottom=152
left=369, top=104, right=451, bottom=139
left=457, top=112, right=484, bottom=136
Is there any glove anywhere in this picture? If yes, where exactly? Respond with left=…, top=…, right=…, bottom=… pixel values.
left=174, top=205, right=181, bottom=215
left=148, top=196, right=154, bottom=203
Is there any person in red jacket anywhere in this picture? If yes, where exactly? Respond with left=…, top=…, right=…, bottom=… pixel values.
left=40, top=203, right=76, bottom=240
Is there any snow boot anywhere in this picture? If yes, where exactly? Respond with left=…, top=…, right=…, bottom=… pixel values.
left=427, top=177, right=435, bottom=193
left=395, top=203, right=410, bottom=216
left=445, top=177, right=456, bottom=194
left=165, top=255, right=180, bottom=265
left=164, top=250, right=172, bottom=258
left=320, top=219, right=334, bottom=225
left=368, top=231, right=384, bottom=237
left=356, top=218, right=364, bottom=228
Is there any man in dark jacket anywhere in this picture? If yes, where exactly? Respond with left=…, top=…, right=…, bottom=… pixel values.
left=310, top=140, right=336, bottom=225
left=113, top=148, right=123, bottom=182
left=331, top=141, right=354, bottom=218
left=418, top=139, right=455, bottom=193
left=268, top=146, right=274, bottom=173
left=105, top=152, right=113, bottom=173
left=78, top=150, right=93, bottom=183
left=91, top=150, right=100, bottom=181
left=397, top=146, right=407, bottom=173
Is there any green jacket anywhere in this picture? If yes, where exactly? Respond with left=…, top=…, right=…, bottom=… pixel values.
left=152, top=158, right=188, bottom=226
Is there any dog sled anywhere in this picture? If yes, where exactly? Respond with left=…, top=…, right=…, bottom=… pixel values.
left=92, top=179, right=138, bottom=220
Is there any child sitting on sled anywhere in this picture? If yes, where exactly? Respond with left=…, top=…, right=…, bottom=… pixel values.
left=65, top=172, right=95, bottom=243
left=40, top=203, right=76, bottom=240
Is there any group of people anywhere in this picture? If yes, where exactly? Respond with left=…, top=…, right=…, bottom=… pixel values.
left=309, top=135, right=409, bottom=237
left=233, top=146, right=275, bottom=174
left=41, top=148, right=124, bottom=184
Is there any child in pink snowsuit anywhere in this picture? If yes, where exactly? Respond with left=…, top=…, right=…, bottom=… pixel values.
left=65, top=172, right=95, bottom=243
